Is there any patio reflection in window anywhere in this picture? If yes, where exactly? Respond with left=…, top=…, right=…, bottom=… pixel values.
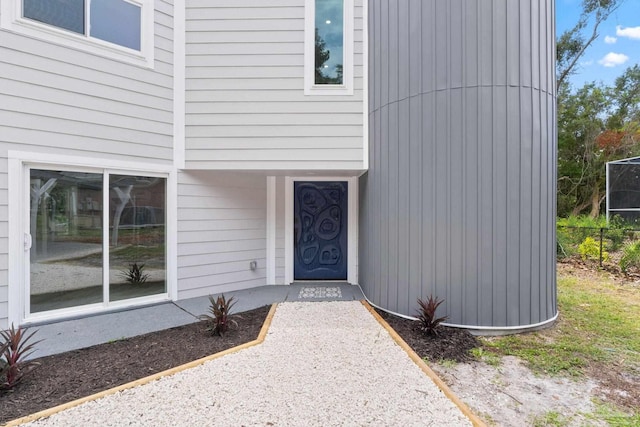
left=29, top=169, right=167, bottom=314
left=109, top=174, right=166, bottom=302
left=30, top=170, right=104, bottom=313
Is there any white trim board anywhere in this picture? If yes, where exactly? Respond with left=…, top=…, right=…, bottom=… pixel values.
left=284, top=176, right=358, bottom=284
left=173, top=0, right=186, bottom=169
left=266, top=176, right=277, bottom=285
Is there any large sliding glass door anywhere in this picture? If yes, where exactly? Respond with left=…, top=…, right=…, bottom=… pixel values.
left=28, top=168, right=167, bottom=316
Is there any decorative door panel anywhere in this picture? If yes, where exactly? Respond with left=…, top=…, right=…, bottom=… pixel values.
left=294, top=181, right=348, bottom=280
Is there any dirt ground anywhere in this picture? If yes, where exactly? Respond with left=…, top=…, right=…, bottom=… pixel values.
left=425, top=263, right=639, bottom=427
left=380, top=305, right=606, bottom=426
left=433, top=356, right=606, bottom=426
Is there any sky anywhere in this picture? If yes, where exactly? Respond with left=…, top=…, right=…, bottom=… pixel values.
left=556, top=0, right=640, bottom=89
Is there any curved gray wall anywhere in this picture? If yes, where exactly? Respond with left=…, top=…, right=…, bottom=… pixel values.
left=360, top=0, right=557, bottom=329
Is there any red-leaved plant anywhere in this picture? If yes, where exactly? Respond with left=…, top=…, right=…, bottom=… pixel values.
left=1, top=324, right=41, bottom=391
left=416, top=295, right=449, bottom=336
left=198, top=294, right=238, bottom=337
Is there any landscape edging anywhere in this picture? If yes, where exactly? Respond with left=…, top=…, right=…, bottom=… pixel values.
left=361, top=300, right=487, bottom=427
left=3, top=304, right=278, bottom=427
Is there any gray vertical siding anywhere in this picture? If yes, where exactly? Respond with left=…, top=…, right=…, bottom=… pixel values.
left=360, top=0, right=557, bottom=329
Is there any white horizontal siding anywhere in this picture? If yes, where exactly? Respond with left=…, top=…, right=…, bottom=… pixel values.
left=188, top=137, right=362, bottom=149
left=177, top=171, right=267, bottom=299
left=184, top=0, right=365, bottom=170
left=179, top=249, right=266, bottom=268
left=187, top=31, right=303, bottom=44
left=184, top=160, right=365, bottom=170
left=0, top=3, right=174, bottom=162
left=0, top=0, right=175, bottom=328
left=187, top=101, right=363, bottom=114
left=187, top=90, right=363, bottom=104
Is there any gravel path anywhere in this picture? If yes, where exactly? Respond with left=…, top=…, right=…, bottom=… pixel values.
left=24, top=301, right=473, bottom=426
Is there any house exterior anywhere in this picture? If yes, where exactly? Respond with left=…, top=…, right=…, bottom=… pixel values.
left=0, top=0, right=556, bottom=333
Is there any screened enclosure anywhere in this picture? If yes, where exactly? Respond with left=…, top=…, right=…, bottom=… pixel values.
left=607, top=157, right=640, bottom=223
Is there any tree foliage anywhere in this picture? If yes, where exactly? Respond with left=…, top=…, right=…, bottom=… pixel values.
left=555, top=1, right=640, bottom=218
left=314, top=28, right=343, bottom=84
left=556, top=0, right=624, bottom=91
left=558, top=67, right=640, bottom=217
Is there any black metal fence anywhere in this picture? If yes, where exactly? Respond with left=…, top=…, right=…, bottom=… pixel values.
left=557, top=225, right=640, bottom=268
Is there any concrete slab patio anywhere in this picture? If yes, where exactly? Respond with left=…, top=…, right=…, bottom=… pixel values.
left=27, top=283, right=364, bottom=359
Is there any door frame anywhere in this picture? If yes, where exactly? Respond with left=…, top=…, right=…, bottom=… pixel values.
left=284, top=176, right=358, bottom=284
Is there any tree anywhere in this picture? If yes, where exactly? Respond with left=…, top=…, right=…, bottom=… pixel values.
left=314, top=28, right=343, bottom=85
left=554, top=0, right=640, bottom=218
left=608, top=65, right=640, bottom=131
left=557, top=68, right=640, bottom=217
left=315, top=28, right=332, bottom=84
left=558, top=82, right=610, bottom=216
left=556, top=0, right=624, bottom=91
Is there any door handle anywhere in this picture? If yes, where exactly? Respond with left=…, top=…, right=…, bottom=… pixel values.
left=24, top=233, right=32, bottom=251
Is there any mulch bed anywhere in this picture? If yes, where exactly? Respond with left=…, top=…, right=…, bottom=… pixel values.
left=375, top=309, right=480, bottom=363
left=0, top=305, right=270, bottom=424
left=0, top=304, right=480, bottom=424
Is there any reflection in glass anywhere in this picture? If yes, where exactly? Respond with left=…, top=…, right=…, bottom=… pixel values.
left=109, top=175, right=166, bottom=301
left=315, top=0, right=344, bottom=84
left=90, top=0, right=141, bottom=50
left=30, top=170, right=103, bottom=313
left=23, top=0, right=85, bottom=34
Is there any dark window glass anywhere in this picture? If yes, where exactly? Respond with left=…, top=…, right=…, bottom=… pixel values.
left=90, top=0, right=141, bottom=51
left=29, top=169, right=103, bottom=313
left=23, top=0, right=84, bottom=34
left=109, top=175, right=166, bottom=301
left=315, top=0, right=344, bottom=85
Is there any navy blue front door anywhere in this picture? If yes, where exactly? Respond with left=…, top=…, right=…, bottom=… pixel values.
left=294, top=181, right=348, bottom=280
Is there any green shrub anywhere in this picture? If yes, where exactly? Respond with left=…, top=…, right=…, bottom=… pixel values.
left=557, top=215, right=607, bottom=250
left=557, top=215, right=608, bottom=229
left=605, top=215, right=628, bottom=252
left=619, top=241, right=640, bottom=272
left=578, top=237, right=608, bottom=263
left=557, top=229, right=577, bottom=258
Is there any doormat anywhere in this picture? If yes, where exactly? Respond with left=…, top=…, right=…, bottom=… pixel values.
left=298, top=287, right=343, bottom=299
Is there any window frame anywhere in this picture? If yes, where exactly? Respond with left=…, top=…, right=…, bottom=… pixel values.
left=304, top=0, right=354, bottom=96
left=1, top=0, right=154, bottom=68
left=8, top=151, right=175, bottom=325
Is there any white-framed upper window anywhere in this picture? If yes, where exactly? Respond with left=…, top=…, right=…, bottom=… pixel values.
left=304, top=0, right=354, bottom=95
left=1, top=0, right=154, bottom=68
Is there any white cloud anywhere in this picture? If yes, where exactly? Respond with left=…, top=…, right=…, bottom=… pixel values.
left=604, top=35, right=617, bottom=44
left=581, top=60, right=594, bottom=66
left=616, top=25, right=640, bottom=40
left=598, top=52, right=629, bottom=67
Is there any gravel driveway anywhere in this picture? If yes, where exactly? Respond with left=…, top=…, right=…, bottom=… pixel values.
left=23, top=301, right=475, bottom=426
